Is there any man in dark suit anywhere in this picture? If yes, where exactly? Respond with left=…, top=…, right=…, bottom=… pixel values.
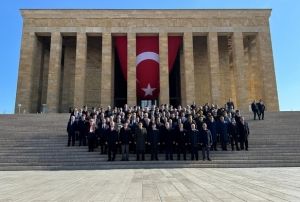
left=206, top=116, right=218, bottom=151
left=106, top=122, right=118, bottom=161
left=257, top=100, right=266, bottom=120
left=67, top=116, right=76, bottom=146
left=148, top=123, right=160, bottom=161
left=200, top=123, right=212, bottom=161
left=176, top=123, right=188, bottom=160
left=189, top=123, right=200, bottom=160
left=78, top=114, right=88, bottom=146
left=229, top=119, right=240, bottom=151
left=119, top=122, right=131, bottom=161
left=98, top=121, right=108, bottom=154
left=251, top=100, right=260, bottom=120
left=135, top=122, right=147, bottom=161
left=87, top=119, right=96, bottom=152
left=217, top=116, right=229, bottom=151
left=162, top=122, right=175, bottom=160
left=238, top=117, right=250, bottom=150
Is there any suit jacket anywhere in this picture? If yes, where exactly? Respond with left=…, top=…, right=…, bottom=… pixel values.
left=119, top=127, right=132, bottom=145
left=148, top=128, right=160, bottom=146
left=189, top=129, right=200, bottom=147
left=107, top=129, right=118, bottom=146
left=201, top=129, right=213, bottom=146
left=135, top=127, right=147, bottom=151
left=238, top=122, right=250, bottom=139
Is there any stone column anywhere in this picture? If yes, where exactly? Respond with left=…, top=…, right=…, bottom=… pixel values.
left=208, top=32, right=221, bottom=106
left=74, top=32, right=87, bottom=108
left=159, top=32, right=169, bottom=105
left=127, top=33, right=136, bottom=106
left=182, top=32, right=195, bottom=106
left=100, top=32, right=113, bottom=107
left=15, top=32, right=37, bottom=113
left=257, top=30, right=279, bottom=111
left=232, top=32, right=249, bottom=111
left=46, top=32, right=62, bottom=113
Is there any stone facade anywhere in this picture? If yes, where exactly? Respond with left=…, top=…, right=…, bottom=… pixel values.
left=15, top=9, right=279, bottom=113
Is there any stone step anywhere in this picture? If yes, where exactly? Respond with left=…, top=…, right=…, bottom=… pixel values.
left=0, top=112, right=299, bottom=170
left=2, top=156, right=300, bottom=163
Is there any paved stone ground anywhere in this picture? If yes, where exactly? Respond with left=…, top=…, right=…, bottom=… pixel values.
left=0, top=168, right=300, bottom=202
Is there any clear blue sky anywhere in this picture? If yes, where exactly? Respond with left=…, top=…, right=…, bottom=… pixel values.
left=0, top=0, right=299, bottom=113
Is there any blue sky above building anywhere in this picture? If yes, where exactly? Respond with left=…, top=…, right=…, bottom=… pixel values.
left=0, top=0, right=299, bottom=113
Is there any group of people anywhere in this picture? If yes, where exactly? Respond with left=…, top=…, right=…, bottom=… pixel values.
left=67, top=100, right=250, bottom=162
left=251, top=99, right=266, bottom=120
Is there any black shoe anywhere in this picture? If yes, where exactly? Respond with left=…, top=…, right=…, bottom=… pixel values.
left=203, top=158, right=205, bottom=161
left=107, top=159, right=111, bottom=161
left=208, top=158, right=212, bottom=161
left=245, top=148, right=248, bottom=151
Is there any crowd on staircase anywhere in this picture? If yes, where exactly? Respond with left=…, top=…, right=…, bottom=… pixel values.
left=66, top=99, right=262, bottom=162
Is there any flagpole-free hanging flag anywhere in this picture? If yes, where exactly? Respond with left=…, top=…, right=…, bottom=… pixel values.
left=114, top=35, right=182, bottom=100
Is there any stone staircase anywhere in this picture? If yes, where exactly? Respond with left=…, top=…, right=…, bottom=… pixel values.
left=0, top=112, right=299, bottom=170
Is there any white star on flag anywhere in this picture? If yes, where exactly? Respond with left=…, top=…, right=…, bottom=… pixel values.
left=142, top=83, right=156, bottom=96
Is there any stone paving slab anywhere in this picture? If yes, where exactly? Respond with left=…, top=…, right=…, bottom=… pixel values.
left=0, top=168, right=300, bottom=201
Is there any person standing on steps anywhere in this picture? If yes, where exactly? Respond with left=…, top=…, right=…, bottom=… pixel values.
left=238, top=117, right=250, bottom=151
left=135, top=122, right=147, bottom=161
left=67, top=115, right=76, bottom=147
left=87, top=119, right=96, bottom=152
left=206, top=115, right=218, bottom=151
left=200, top=123, right=212, bottom=161
left=217, top=116, right=229, bottom=151
left=119, top=122, right=131, bottom=161
left=176, top=123, right=188, bottom=160
left=106, top=122, right=118, bottom=161
left=148, top=123, right=160, bottom=161
left=189, top=123, right=200, bottom=161
left=229, top=118, right=240, bottom=151
left=257, top=100, right=266, bottom=120
left=251, top=100, right=260, bottom=120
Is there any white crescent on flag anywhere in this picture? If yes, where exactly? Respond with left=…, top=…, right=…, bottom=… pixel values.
left=136, top=51, right=159, bottom=66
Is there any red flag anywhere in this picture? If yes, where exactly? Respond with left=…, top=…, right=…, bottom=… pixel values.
left=114, top=36, right=127, bottom=80
left=115, top=35, right=181, bottom=101
left=168, top=36, right=182, bottom=72
left=136, top=36, right=159, bottom=100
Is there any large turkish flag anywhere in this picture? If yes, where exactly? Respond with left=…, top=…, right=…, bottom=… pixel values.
left=136, top=36, right=159, bottom=100
left=114, top=35, right=182, bottom=101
